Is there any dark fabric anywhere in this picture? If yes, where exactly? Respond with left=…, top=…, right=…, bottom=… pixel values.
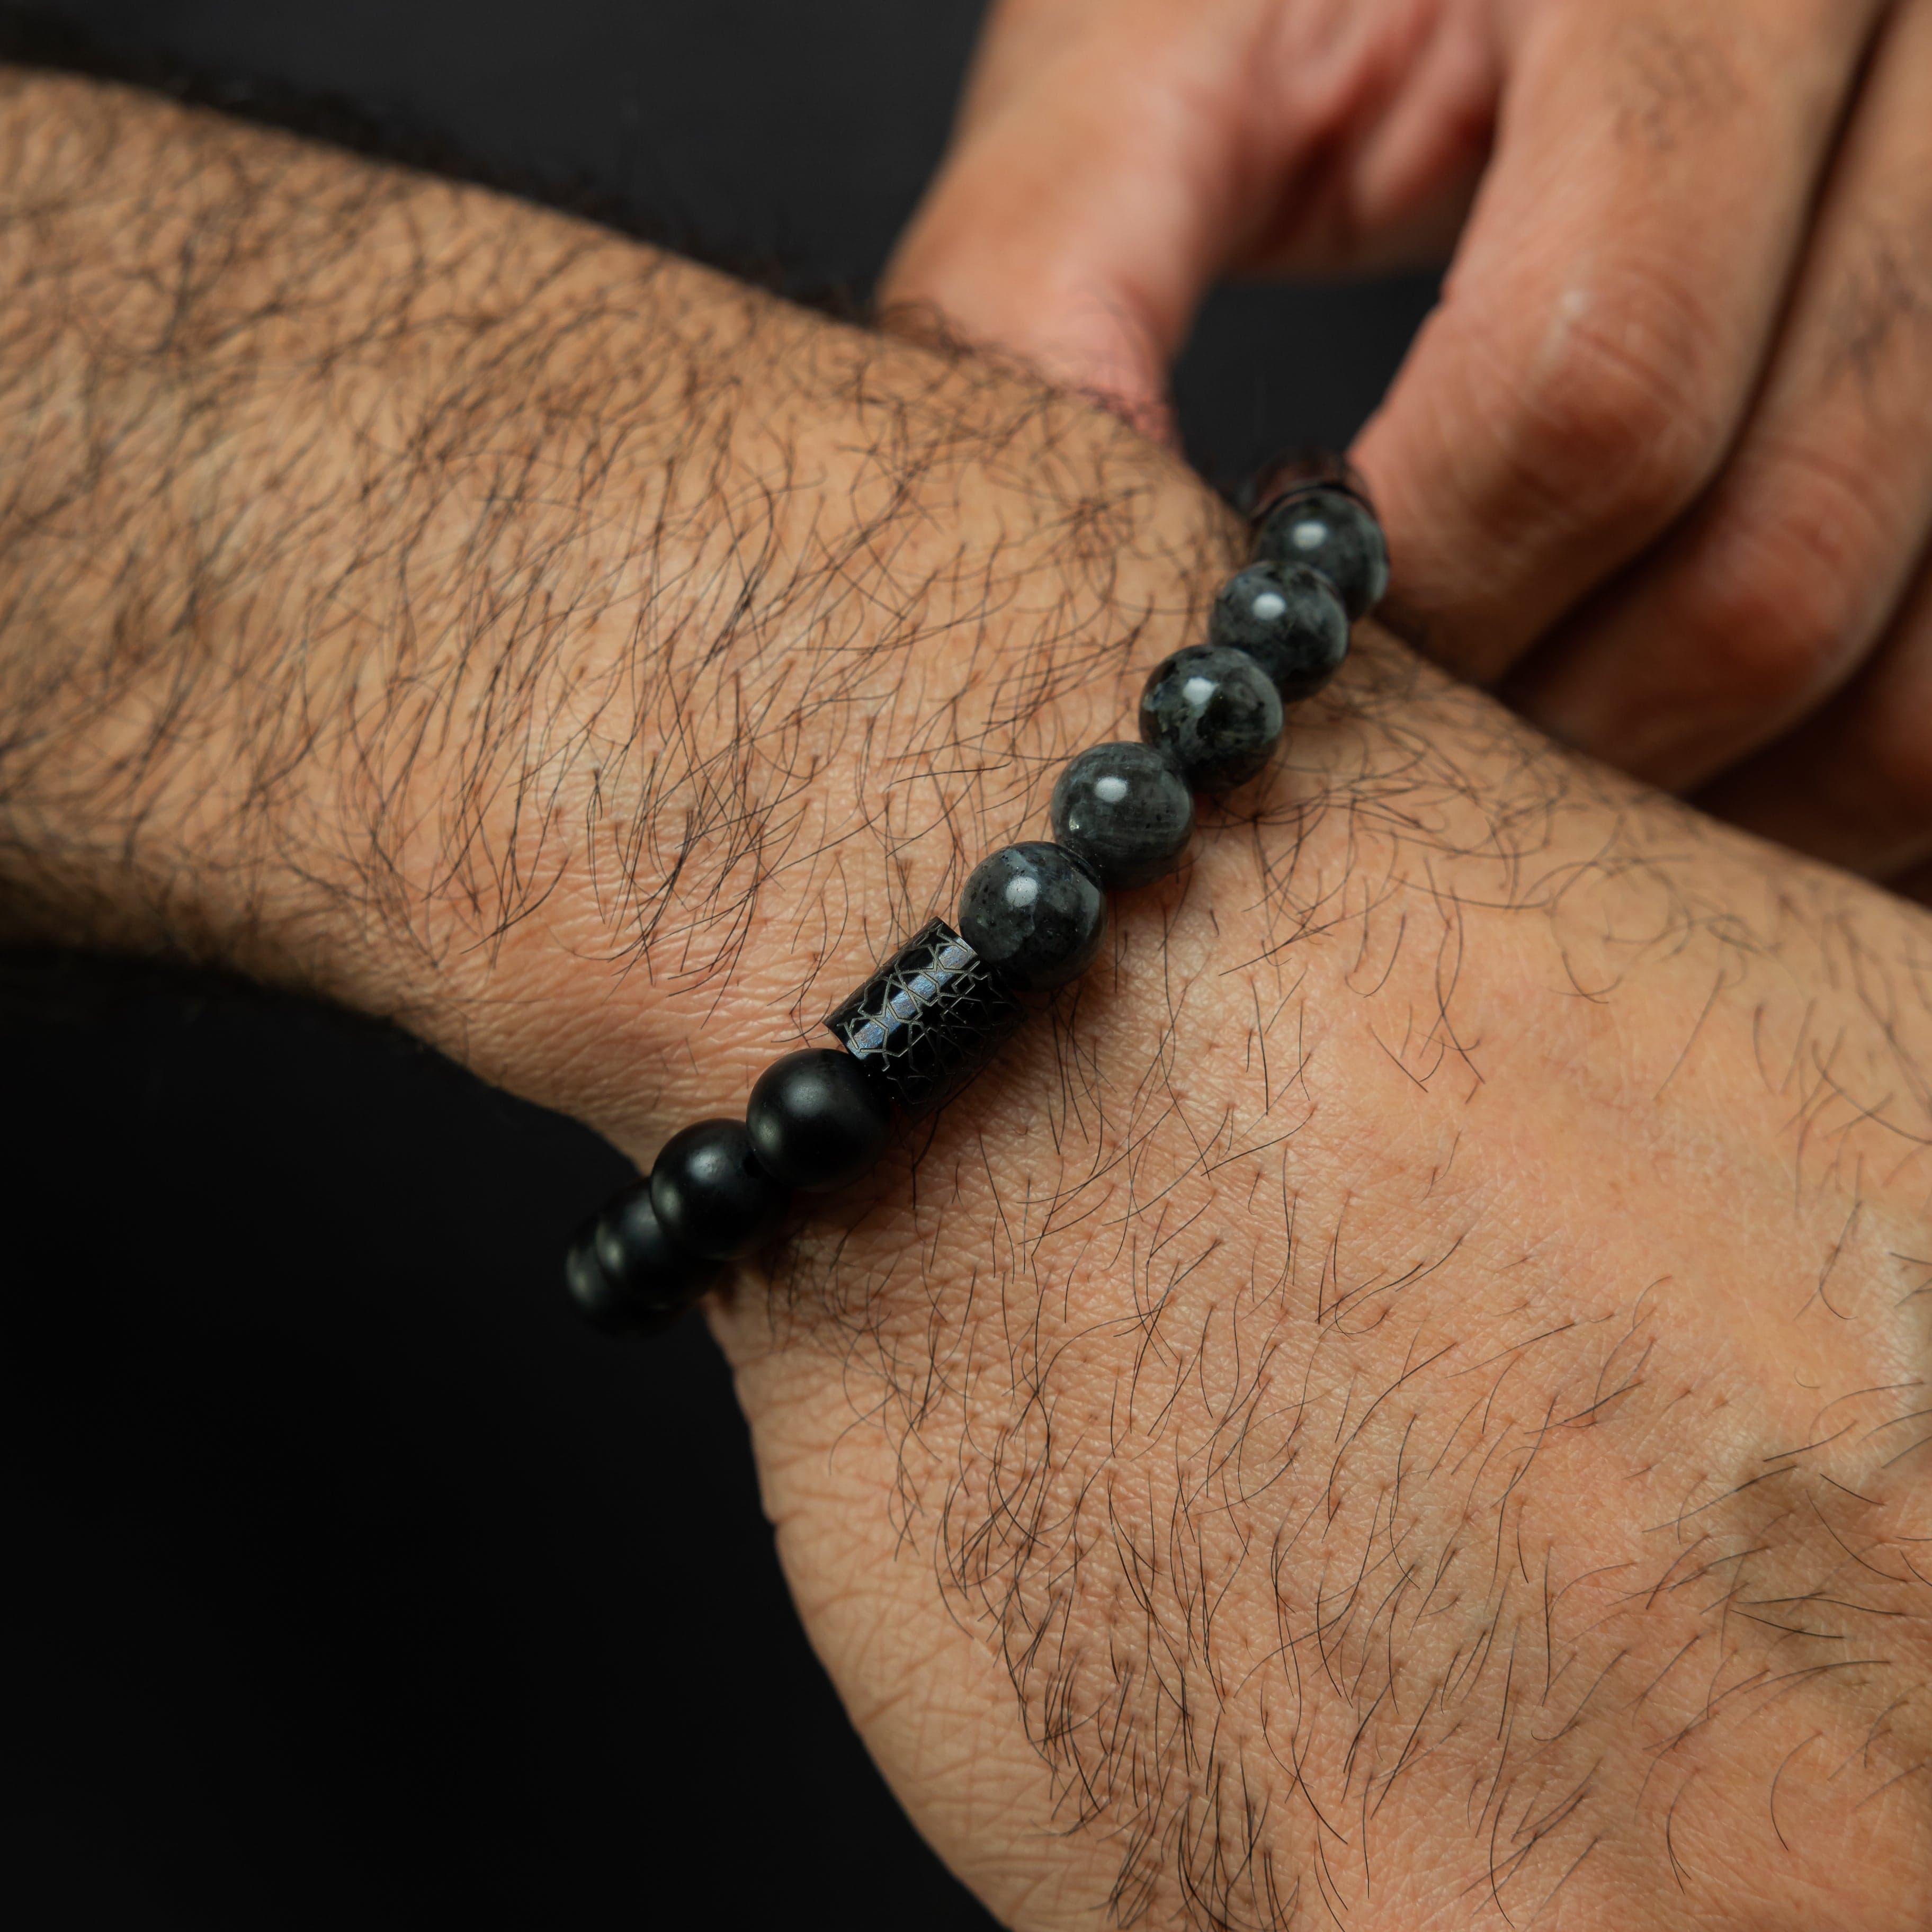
left=0, top=7, right=1435, bottom=1925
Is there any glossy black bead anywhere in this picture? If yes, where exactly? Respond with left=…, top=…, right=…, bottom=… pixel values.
left=649, top=1119, right=790, bottom=1260
left=958, top=842, right=1107, bottom=991
left=825, top=918, right=1026, bottom=1117
left=1138, top=645, right=1284, bottom=793
left=1208, top=561, right=1350, bottom=703
left=564, top=1181, right=721, bottom=1336
left=1253, top=485, right=1389, bottom=619
left=747, top=1048, right=892, bottom=1193
left=1049, top=741, right=1195, bottom=890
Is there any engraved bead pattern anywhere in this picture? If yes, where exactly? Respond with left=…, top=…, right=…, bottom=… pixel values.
left=824, top=918, right=1026, bottom=1116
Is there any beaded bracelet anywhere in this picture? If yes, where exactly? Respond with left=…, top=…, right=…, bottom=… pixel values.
left=564, top=458, right=1390, bottom=1337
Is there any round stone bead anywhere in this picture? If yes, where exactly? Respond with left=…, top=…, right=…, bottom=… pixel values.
left=959, top=842, right=1107, bottom=991
left=1138, top=645, right=1284, bottom=793
left=649, top=1119, right=790, bottom=1259
left=1208, top=561, right=1350, bottom=703
left=1247, top=450, right=1362, bottom=520
left=1050, top=743, right=1195, bottom=891
left=1253, top=485, right=1389, bottom=620
left=564, top=1181, right=721, bottom=1335
left=747, top=1049, right=891, bottom=1193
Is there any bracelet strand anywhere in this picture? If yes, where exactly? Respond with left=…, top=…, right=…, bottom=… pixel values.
left=564, top=458, right=1390, bottom=1337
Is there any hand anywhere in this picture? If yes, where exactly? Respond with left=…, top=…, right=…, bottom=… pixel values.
left=883, top=0, right=1932, bottom=885
left=729, top=656, right=1932, bottom=1930
left=5, top=69, right=1928, bottom=1930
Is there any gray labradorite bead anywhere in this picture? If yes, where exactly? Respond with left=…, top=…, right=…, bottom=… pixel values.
left=1209, top=561, right=1350, bottom=703
left=824, top=918, right=1025, bottom=1116
left=1138, top=645, right=1283, bottom=793
left=1049, top=742, right=1195, bottom=891
left=958, top=842, right=1106, bottom=991
left=1253, top=485, right=1390, bottom=620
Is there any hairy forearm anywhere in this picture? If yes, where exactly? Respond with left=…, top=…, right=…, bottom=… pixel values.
left=4, top=67, right=1928, bottom=1932
left=0, top=67, right=1226, bottom=1114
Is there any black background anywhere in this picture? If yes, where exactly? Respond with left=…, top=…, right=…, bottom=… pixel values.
left=0, top=5, right=1435, bottom=1925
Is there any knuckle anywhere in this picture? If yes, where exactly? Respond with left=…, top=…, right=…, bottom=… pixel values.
left=1677, top=561, right=1847, bottom=708
left=1678, top=446, right=1898, bottom=704
left=1482, top=265, right=1728, bottom=532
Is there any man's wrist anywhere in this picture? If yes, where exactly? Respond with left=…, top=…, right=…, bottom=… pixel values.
left=0, top=66, right=1241, bottom=1150
left=17, top=66, right=1926, bottom=1931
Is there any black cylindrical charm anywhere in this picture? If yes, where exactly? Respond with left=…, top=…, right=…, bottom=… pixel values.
left=825, top=918, right=1025, bottom=1116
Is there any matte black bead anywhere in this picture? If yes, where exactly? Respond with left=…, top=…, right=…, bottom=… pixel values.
left=650, top=1119, right=790, bottom=1260
left=958, top=842, right=1107, bottom=991
left=1253, top=485, right=1389, bottom=619
left=564, top=1182, right=721, bottom=1336
left=1209, top=561, right=1350, bottom=703
left=825, top=918, right=1025, bottom=1116
left=565, top=1223, right=661, bottom=1335
left=748, top=1048, right=892, bottom=1193
left=1050, top=742, right=1195, bottom=890
left=1138, top=645, right=1284, bottom=793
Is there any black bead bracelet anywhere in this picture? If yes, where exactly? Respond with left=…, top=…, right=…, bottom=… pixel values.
left=564, top=459, right=1389, bottom=1337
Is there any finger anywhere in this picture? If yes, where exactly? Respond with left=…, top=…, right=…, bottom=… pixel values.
left=1692, top=551, right=1932, bottom=879
left=1509, top=0, right=1932, bottom=791
left=881, top=0, right=1495, bottom=436
left=1354, top=0, right=1885, bottom=683
left=882, top=0, right=1275, bottom=434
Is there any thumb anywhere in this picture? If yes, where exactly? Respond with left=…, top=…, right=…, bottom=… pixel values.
left=881, top=0, right=1286, bottom=442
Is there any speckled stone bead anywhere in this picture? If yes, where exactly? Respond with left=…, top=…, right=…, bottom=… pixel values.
left=564, top=1180, right=722, bottom=1335
left=825, top=919, right=1025, bottom=1116
left=1138, top=644, right=1284, bottom=792
left=1253, top=485, right=1390, bottom=620
left=1049, top=741, right=1195, bottom=890
left=748, top=1048, right=891, bottom=1193
left=649, top=1119, right=790, bottom=1260
left=1208, top=561, right=1350, bottom=703
left=958, top=842, right=1107, bottom=992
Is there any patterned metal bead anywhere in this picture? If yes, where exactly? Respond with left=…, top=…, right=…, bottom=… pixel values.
left=824, top=918, right=1026, bottom=1117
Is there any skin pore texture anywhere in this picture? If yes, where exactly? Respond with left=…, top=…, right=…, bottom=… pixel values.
left=1, top=69, right=1929, bottom=1932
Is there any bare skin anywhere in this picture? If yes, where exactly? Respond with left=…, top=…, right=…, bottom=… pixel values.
left=2, top=71, right=1927, bottom=1930
left=885, top=0, right=1932, bottom=883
